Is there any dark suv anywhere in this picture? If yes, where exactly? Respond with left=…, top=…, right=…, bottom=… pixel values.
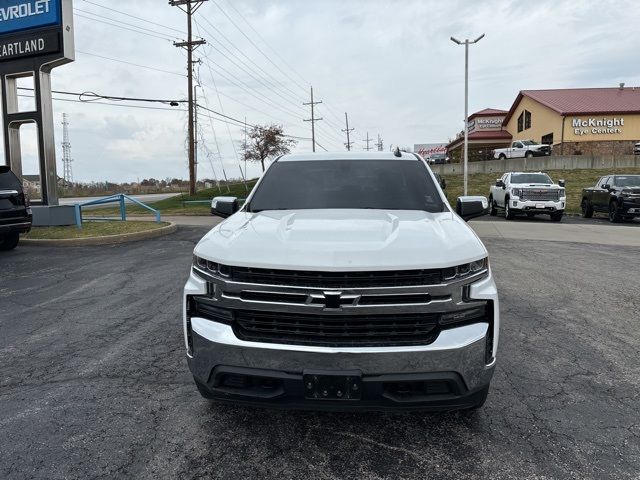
left=0, top=166, right=32, bottom=250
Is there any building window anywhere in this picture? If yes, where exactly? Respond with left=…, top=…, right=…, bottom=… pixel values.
left=541, top=133, right=553, bottom=145
left=517, top=112, right=524, bottom=132
left=524, top=110, right=532, bottom=129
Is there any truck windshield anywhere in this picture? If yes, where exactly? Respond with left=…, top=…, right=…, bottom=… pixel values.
left=248, top=160, right=445, bottom=212
left=614, top=175, right=640, bottom=187
left=511, top=173, right=552, bottom=184
left=521, top=140, right=538, bottom=146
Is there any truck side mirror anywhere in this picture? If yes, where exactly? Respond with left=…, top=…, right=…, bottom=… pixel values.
left=602, top=184, right=610, bottom=190
left=558, top=179, right=566, bottom=187
left=495, top=179, right=504, bottom=187
left=211, top=196, right=239, bottom=218
left=456, top=196, right=489, bottom=221
left=440, top=178, right=447, bottom=189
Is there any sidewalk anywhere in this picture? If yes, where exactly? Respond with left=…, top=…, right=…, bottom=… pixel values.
left=470, top=219, right=640, bottom=247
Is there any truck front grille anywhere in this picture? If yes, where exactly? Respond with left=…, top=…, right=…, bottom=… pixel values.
left=227, top=266, right=442, bottom=288
left=520, top=189, right=560, bottom=201
left=233, top=310, right=439, bottom=347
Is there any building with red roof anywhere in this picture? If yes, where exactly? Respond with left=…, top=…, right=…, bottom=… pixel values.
left=446, top=108, right=512, bottom=162
left=502, top=87, right=640, bottom=156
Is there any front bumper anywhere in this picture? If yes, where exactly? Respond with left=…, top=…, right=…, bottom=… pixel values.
left=510, top=198, right=565, bottom=212
left=183, top=269, right=499, bottom=410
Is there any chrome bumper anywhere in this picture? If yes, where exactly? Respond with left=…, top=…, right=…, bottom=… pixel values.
left=183, top=269, right=499, bottom=397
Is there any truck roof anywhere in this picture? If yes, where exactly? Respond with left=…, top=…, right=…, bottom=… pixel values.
left=278, top=151, right=418, bottom=162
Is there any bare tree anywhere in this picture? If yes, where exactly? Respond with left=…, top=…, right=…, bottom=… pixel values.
left=242, top=124, right=297, bottom=172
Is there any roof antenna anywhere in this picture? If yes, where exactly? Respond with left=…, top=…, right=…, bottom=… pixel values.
left=393, top=146, right=402, bottom=158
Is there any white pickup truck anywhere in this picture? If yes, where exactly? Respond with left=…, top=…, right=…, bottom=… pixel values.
left=489, top=171, right=566, bottom=221
left=185, top=151, right=500, bottom=411
left=493, top=140, right=551, bottom=159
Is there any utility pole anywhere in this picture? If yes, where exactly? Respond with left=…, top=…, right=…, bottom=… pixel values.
left=342, top=112, right=354, bottom=151
left=61, top=113, right=73, bottom=187
left=170, top=0, right=207, bottom=196
left=193, top=85, right=198, bottom=183
left=451, top=33, right=484, bottom=196
left=303, top=86, right=322, bottom=152
left=363, top=132, right=372, bottom=151
left=376, top=134, right=383, bottom=151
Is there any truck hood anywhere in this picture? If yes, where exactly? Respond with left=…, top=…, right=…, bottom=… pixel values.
left=511, top=183, right=560, bottom=188
left=194, top=209, right=487, bottom=271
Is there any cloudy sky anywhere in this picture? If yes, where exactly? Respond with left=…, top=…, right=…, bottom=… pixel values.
left=3, top=0, right=640, bottom=183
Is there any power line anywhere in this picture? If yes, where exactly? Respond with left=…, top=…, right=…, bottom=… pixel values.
left=74, top=8, right=182, bottom=40
left=73, top=13, right=176, bottom=42
left=195, top=19, right=306, bottom=109
left=209, top=0, right=309, bottom=94
left=76, top=50, right=185, bottom=77
left=81, top=0, right=187, bottom=35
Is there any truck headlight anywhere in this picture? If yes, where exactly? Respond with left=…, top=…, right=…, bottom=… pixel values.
left=511, top=188, right=521, bottom=198
left=559, top=188, right=566, bottom=197
left=193, top=256, right=231, bottom=277
left=442, top=257, right=488, bottom=281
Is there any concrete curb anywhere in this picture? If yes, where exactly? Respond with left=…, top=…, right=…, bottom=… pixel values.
left=21, top=222, right=178, bottom=247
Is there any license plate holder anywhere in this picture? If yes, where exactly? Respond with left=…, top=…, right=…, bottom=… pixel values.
left=303, top=370, right=362, bottom=400
left=535, top=203, right=545, bottom=209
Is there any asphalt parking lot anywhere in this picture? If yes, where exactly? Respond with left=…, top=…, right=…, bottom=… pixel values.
left=1, top=226, right=639, bottom=479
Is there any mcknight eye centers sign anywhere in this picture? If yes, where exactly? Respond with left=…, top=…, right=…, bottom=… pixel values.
left=572, top=117, right=625, bottom=136
left=0, top=0, right=62, bottom=61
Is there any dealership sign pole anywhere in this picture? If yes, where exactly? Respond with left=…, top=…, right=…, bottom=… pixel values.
left=0, top=0, right=75, bottom=206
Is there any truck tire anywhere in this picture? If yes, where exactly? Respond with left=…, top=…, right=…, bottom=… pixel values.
left=550, top=211, right=563, bottom=222
left=609, top=201, right=622, bottom=223
left=504, top=198, right=515, bottom=220
left=581, top=198, right=594, bottom=218
left=525, top=151, right=534, bottom=158
left=489, top=195, right=497, bottom=216
left=498, top=153, right=506, bottom=160
left=0, top=233, right=19, bottom=251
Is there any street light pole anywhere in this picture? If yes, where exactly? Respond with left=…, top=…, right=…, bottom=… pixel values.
left=451, top=33, right=484, bottom=196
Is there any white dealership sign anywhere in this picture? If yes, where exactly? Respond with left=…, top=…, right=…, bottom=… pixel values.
left=467, top=116, right=504, bottom=133
left=572, top=117, right=624, bottom=135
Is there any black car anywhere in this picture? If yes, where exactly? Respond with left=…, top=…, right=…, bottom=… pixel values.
left=581, top=174, right=640, bottom=222
left=0, top=166, right=32, bottom=250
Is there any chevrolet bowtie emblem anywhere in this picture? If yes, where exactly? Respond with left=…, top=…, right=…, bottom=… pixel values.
left=308, top=291, right=360, bottom=309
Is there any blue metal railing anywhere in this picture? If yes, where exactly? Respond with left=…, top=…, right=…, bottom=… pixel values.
left=74, top=193, right=161, bottom=228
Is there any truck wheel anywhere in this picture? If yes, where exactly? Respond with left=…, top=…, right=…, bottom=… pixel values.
left=609, top=202, right=622, bottom=223
left=194, top=377, right=214, bottom=399
left=489, top=196, right=497, bottom=216
left=525, top=151, right=534, bottom=158
left=504, top=198, right=515, bottom=220
left=0, top=233, right=19, bottom=251
left=581, top=199, right=594, bottom=218
left=498, top=153, right=506, bottom=160
left=550, top=211, right=563, bottom=222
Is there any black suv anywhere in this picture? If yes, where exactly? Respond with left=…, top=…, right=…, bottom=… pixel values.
left=0, top=166, right=32, bottom=250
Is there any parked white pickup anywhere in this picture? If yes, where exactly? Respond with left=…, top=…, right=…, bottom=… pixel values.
left=493, top=140, right=551, bottom=159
